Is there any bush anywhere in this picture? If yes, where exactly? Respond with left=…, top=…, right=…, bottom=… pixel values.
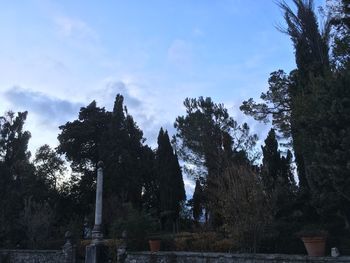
left=214, top=165, right=272, bottom=252
left=172, top=232, right=238, bottom=252
left=20, top=197, right=55, bottom=249
left=109, top=203, right=158, bottom=251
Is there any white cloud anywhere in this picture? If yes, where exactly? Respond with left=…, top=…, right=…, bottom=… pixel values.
left=54, top=16, right=98, bottom=41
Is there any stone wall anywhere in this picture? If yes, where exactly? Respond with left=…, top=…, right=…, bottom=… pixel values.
left=125, top=251, right=350, bottom=263
left=0, top=242, right=76, bottom=263
left=0, top=249, right=66, bottom=263
left=0, top=231, right=76, bottom=263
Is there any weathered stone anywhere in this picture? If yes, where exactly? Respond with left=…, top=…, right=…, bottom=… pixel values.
left=62, top=231, right=76, bottom=263
left=0, top=249, right=67, bottom=263
left=85, top=243, right=108, bottom=263
left=85, top=162, right=108, bottom=263
left=124, top=251, right=350, bottom=263
left=91, top=161, right=104, bottom=245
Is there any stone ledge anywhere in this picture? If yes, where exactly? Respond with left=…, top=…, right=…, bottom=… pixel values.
left=0, top=249, right=69, bottom=263
left=125, top=251, right=350, bottom=263
left=0, top=249, right=62, bottom=253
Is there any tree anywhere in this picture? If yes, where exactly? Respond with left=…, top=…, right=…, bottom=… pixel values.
left=140, top=146, right=159, bottom=212
left=240, top=0, right=331, bottom=192
left=58, top=101, right=109, bottom=172
left=57, top=101, right=109, bottom=217
left=156, top=128, right=185, bottom=231
left=174, top=96, right=258, bottom=227
left=0, top=111, right=41, bottom=247
left=241, top=0, right=350, bottom=233
left=21, top=197, right=55, bottom=249
left=328, top=0, right=350, bottom=69
left=321, top=2, right=350, bottom=226
left=34, top=144, right=66, bottom=191
left=191, top=179, right=203, bottom=224
left=260, top=129, right=296, bottom=219
left=57, top=94, right=156, bottom=226
left=280, top=0, right=350, bottom=230
left=215, top=164, right=272, bottom=252
left=175, top=97, right=258, bottom=178
left=100, top=95, right=146, bottom=207
left=240, top=70, right=292, bottom=139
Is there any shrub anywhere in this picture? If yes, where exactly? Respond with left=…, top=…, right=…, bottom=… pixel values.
left=109, top=203, right=158, bottom=251
left=214, top=164, right=272, bottom=252
left=20, top=197, right=55, bottom=249
left=173, top=231, right=238, bottom=252
left=211, top=238, right=238, bottom=252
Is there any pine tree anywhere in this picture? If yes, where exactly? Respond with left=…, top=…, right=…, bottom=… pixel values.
left=175, top=97, right=258, bottom=227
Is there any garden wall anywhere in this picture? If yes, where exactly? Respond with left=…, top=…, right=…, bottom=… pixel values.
left=125, top=251, right=350, bottom=263
left=0, top=248, right=75, bottom=263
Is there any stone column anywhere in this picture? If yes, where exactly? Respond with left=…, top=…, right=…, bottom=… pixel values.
left=92, top=161, right=104, bottom=244
left=85, top=161, right=108, bottom=263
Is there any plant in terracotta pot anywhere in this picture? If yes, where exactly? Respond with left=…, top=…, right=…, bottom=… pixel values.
left=148, top=234, right=161, bottom=252
left=296, top=225, right=328, bottom=257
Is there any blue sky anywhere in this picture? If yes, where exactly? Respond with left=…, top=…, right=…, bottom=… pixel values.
left=0, top=0, right=324, bottom=194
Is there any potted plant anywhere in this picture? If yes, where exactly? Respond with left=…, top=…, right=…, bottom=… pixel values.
left=148, top=235, right=161, bottom=252
left=297, top=225, right=328, bottom=257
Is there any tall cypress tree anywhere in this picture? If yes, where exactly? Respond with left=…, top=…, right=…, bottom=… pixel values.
left=192, top=179, right=203, bottom=224
left=261, top=129, right=281, bottom=191
left=156, top=128, right=185, bottom=231
left=261, top=129, right=296, bottom=219
left=98, top=94, right=147, bottom=211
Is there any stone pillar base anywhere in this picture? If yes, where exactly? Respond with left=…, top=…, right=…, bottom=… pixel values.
left=91, top=225, right=104, bottom=245
left=85, top=243, right=108, bottom=263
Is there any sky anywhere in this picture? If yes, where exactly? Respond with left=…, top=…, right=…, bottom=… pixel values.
left=0, top=0, right=324, bottom=196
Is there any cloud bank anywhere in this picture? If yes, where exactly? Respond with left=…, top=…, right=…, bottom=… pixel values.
left=4, top=86, right=82, bottom=127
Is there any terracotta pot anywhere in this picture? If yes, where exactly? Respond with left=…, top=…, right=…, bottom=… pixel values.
left=149, top=239, right=161, bottom=252
left=301, top=236, right=326, bottom=256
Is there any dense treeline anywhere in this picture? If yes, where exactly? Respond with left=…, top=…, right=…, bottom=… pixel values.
left=0, top=95, right=186, bottom=248
left=0, top=0, right=349, bottom=254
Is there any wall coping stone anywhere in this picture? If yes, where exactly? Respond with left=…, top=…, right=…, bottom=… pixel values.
left=0, top=249, right=62, bottom=253
left=126, top=251, right=350, bottom=262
